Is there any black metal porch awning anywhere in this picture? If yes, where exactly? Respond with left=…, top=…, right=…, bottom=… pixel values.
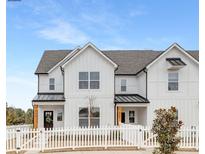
left=166, top=58, right=186, bottom=66
left=114, top=94, right=149, bottom=103
left=32, top=93, right=65, bottom=102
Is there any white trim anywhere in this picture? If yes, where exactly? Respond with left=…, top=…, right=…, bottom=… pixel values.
left=146, top=43, right=199, bottom=69
left=62, top=42, right=118, bottom=68
left=116, top=103, right=148, bottom=107
left=33, top=102, right=64, bottom=106
left=48, top=46, right=81, bottom=73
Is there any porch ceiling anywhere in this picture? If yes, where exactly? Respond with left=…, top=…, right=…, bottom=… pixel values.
left=114, top=94, right=149, bottom=103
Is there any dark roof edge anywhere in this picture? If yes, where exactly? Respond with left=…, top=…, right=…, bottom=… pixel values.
left=37, top=92, right=64, bottom=95
left=115, top=93, right=150, bottom=103
left=114, top=101, right=149, bottom=104
left=32, top=100, right=65, bottom=102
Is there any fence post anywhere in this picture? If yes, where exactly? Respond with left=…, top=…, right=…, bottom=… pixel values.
left=16, top=128, right=21, bottom=153
left=138, top=125, right=142, bottom=149
left=41, top=128, right=45, bottom=152
left=105, top=126, right=107, bottom=149
left=72, top=127, right=75, bottom=150
left=196, top=126, right=199, bottom=150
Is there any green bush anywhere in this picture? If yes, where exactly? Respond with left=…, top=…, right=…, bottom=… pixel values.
left=152, top=106, right=183, bottom=154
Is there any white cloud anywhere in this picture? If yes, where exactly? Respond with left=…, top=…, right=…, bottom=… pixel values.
left=38, top=19, right=89, bottom=45
left=129, top=10, right=147, bottom=17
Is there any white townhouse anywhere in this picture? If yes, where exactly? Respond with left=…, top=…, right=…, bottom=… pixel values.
left=32, top=42, right=199, bottom=129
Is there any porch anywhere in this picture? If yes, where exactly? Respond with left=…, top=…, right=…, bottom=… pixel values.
left=32, top=93, right=65, bottom=128
left=114, top=94, right=149, bottom=126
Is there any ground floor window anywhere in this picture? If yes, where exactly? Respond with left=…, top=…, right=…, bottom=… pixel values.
left=129, top=111, right=135, bottom=123
left=79, top=107, right=100, bottom=127
left=57, top=112, right=63, bottom=121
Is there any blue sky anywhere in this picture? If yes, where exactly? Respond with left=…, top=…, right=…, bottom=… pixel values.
left=6, top=0, right=198, bottom=110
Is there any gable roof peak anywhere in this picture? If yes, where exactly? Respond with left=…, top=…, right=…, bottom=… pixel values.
left=61, top=42, right=118, bottom=68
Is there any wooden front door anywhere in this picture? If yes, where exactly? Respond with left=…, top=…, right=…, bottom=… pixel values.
left=44, top=111, right=53, bottom=128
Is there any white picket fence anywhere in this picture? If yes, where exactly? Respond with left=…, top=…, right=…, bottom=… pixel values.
left=6, top=124, right=33, bottom=141
left=6, top=124, right=199, bottom=152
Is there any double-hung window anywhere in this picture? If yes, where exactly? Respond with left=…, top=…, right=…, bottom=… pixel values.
left=79, top=107, right=100, bottom=127
left=49, top=78, right=55, bottom=90
left=57, top=112, right=63, bottom=121
left=79, top=72, right=89, bottom=89
left=90, top=72, right=100, bottom=89
left=129, top=111, right=135, bottom=123
left=168, top=72, right=179, bottom=91
left=79, top=72, right=100, bottom=89
left=79, top=108, right=89, bottom=127
left=121, top=79, right=127, bottom=92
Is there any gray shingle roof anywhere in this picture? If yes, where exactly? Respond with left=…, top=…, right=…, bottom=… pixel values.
left=35, top=49, right=199, bottom=75
left=35, top=50, right=72, bottom=74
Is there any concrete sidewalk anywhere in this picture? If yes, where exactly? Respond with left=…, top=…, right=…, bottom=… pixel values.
left=42, top=151, right=198, bottom=154
left=30, top=150, right=198, bottom=154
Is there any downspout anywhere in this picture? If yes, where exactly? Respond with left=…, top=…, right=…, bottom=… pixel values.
left=60, top=66, right=65, bottom=96
left=143, top=68, right=148, bottom=99
left=38, top=74, right=39, bottom=93
left=114, top=73, right=116, bottom=125
left=60, top=66, right=65, bottom=127
left=114, top=67, right=118, bottom=125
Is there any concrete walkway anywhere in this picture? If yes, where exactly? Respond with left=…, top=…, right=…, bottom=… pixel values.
left=23, top=150, right=198, bottom=154
left=41, top=151, right=198, bottom=154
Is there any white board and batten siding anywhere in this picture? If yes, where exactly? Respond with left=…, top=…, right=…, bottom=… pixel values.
left=63, top=46, right=115, bottom=127
left=115, top=73, right=146, bottom=98
left=38, top=105, right=64, bottom=128
left=147, top=47, right=199, bottom=126
left=38, top=67, right=64, bottom=93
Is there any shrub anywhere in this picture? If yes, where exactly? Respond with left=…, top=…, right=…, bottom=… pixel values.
left=152, top=106, right=183, bottom=154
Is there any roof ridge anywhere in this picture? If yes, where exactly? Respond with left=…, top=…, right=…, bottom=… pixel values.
left=35, top=48, right=199, bottom=74
left=44, top=50, right=72, bottom=52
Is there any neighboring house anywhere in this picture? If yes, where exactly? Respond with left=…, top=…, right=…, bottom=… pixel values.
left=32, top=42, right=199, bottom=128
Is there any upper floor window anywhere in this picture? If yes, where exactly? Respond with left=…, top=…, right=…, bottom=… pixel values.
left=90, top=72, right=100, bottom=89
left=121, top=79, right=127, bottom=92
left=168, top=72, right=178, bottom=91
left=49, top=78, right=55, bottom=90
left=79, top=72, right=89, bottom=89
left=79, top=72, right=100, bottom=89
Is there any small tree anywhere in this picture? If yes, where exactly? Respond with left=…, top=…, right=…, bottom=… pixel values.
left=152, top=106, right=183, bottom=154
left=25, top=108, right=33, bottom=124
